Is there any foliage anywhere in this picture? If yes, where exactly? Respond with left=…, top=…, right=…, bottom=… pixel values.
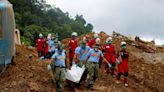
left=10, top=0, right=93, bottom=46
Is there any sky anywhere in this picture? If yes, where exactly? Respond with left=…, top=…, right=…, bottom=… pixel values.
left=46, top=0, right=164, bottom=45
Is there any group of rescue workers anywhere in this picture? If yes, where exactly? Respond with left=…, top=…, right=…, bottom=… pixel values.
left=36, top=32, right=129, bottom=92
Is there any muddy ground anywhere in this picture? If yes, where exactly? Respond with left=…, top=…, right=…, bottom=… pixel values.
left=0, top=32, right=164, bottom=92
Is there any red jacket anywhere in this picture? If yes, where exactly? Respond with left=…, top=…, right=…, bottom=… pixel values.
left=36, top=38, right=44, bottom=51
left=102, top=44, right=116, bottom=64
left=117, top=49, right=129, bottom=73
left=90, top=39, right=96, bottom=48
left=68, top=39, right=77, bottom=60
left=69, top=39, right=77, bottom=51
left=86, top=39, right=91, bottom=47
left=43, top=38, right=49, bottom=55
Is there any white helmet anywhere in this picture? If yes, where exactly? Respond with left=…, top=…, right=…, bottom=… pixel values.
left=72, top=32, right=78, bottom=37
left=106, top=37, right=112, bottom=43
left=96, top=38, right=101, bottom=44
left=121, top=41, right=126, bottom=46
left=39, top=33, right=43, bottom=38
left=94, top=33, right=99, bottom=39
left=47, top=33, right=51, bottom=39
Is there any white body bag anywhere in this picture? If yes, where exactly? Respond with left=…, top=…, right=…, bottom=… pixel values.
left=64, top=64, right=85, bottom=83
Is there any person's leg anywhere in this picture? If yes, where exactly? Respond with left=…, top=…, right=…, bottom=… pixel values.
left=38, top=51, right=42, bottom=57
left=93, top=63, right=99, bottom=82
left=124, top=72, right=128, bottom=84
left=87, top=63, right=94, bottom=88
left=123, top=62, right=128, bottom=86
left=58, top=68, right=66, bottom=92
left=116, top=64, right=123, bottom=84
left=54, top=68, right=60, bottom=92
left=111, top=62, right=116, bottom=77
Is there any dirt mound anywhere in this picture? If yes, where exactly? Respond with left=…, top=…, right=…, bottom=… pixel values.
left=0, top=32, right=164, bottom=92
left=0, top=45, right=55, bottom=92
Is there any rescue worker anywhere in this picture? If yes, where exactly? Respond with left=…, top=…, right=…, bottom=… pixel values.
left=90, top=33, right=99, bottom=48
left=36, top=33, right=44, bottom=57
left=49, top=44, right=69, bottom=92
left=102, top=37, right=116, bottom=77
left=85, top=34, right=91, bottom=47
left=74, top=40, right=90, bottom=84
left=116, top=41, right=129, bottom=87
left=68, top=32, right=78, bottom=65
left=84, top=44, right=110, bottom=90
left=42, top=36, right=49, bottom=57
left=44, top=34, right=56, bottom=59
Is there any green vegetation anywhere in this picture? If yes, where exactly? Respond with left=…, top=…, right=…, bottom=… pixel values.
left=10, top=0, right=93, bottom=45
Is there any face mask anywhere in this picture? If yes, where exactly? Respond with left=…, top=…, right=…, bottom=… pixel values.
left=122, top=45, right=126, bottom=49
left=81, top=46, right=86, bottom=49
left=72, top=36, right=76, bottom=39
left=58, top=50, right=62, bottom=55
left=108, top=41, right=112, bottom=44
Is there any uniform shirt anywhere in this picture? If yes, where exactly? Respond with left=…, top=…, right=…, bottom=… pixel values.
left=75, top=46, right=90, bottom=61
left=90, top=39, right=96, bottom=48
left=117, top=49, right=129, bottom=62
left=102, top=44, right=116, bottom=63
left=102, top=44, right=116, bottom=54
left=87, top=49, right=104, bottom=63
left=36, top=38, right=44, bottom=51
left=69, top=39, right=77, bottom=51
left=51, top=50, right=66, bottom=67
left=48, top=39, right=55, bottom=52
left=86, top=39, right=91, bottom=47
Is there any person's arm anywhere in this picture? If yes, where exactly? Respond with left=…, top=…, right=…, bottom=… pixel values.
left=49, top=58, right=54, bottom=64
left=84, top=56, right=89, bottom=65
left=100, top=51, right=112, bottom=67
left=65, top=51, right=71, bottom=69
left=49, top=53, right=56, bottom=64
left=83, top=49, right=91, bottom=65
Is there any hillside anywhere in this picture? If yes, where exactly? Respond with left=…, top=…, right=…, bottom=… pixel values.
left=0, top=32, right=164, bottom=92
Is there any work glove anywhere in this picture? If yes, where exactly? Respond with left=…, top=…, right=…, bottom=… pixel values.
left=72, top=61, right=76, bottom=65
left=120, top=52, right=124, bottom=56
left=116, top=59, right=121, bottom=64
left=47, top=64, right=52, bottom=71
left=108, top=63, right=112, bottom=68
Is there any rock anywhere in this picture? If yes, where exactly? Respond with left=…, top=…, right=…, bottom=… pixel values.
left=28, top=82, right=39, bottom=91
left=28, top=73, right=34, bottom=78
left=140, top=81, right=144, bottom=85
left=141, top=67, right=145, bottom=71
left=157, top=84, right=164, bottom=92
left=29, top=54, right=33, bottom=59
left=11, top=81, right=17, bottom=86
left=4, top=88, right=8, bottom=91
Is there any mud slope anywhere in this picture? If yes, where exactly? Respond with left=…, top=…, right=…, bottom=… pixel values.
left=0, top=32, right=164, bottom=92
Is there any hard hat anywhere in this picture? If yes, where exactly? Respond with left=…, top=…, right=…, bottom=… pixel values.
left=121, top=41, right=126, bottom=46
left=94, top=33, right=99, bottom=39
left=96, top=38, right=101, bottom=44
left=47, top=33, right=51, bottom=39
left=86, top=34, right=90, bottom=38
left=72, top=32, right=78, bottom=37
left=106, top=37, right=112, bottom=43
left=39, top=33, right=43, bottom=38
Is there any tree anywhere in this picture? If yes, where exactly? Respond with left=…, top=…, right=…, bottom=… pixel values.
left=10, top=0, right=93, bottom=45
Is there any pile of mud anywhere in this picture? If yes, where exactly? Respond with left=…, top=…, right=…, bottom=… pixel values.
left=0, top=32, right=164, bottom=92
